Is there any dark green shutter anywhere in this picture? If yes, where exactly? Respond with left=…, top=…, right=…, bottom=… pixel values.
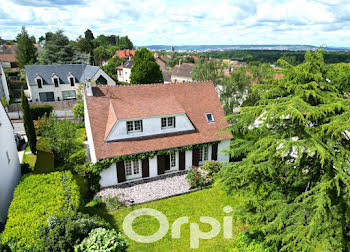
left=157, top=155, right=165, bottom=175
left=165, top=155, right=170, bottom=170
left=116, top=161, right=126, bottom=183
left=179, top=151, right=185, bottom=170
left=192, top=148, right=199, bottom=167
left=211, top=143, right=218, bottom=161
left=142, top=158, right=149, bottom=178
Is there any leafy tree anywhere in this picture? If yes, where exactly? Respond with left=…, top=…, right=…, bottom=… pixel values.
left=102, top=56, right=123, bottom=82
left=38, top=36, right=45, bottom=43
left=325, top=63, right=350, bottom=95
left=92, top=35, right=110, bottom=48
left=247, top=61, right=272, bottom=83
left=192, top=60, right=224, bottom=86
left=119, top=35, right=133, bottom=50
left=39, top=113, right=79, bottom=164
left=220, top=50, right=350, bottom=251
left=93, top=46, right=112, bottom=66
left=73, top=35, right=93, bottom=54
left=84, top=29, right=94, bottom=42
left=72, top=84, right=85, bottom=121
left=38, top=30, right=75, bottom=64
left=15, top=26, right=36, bottom=68
left=21, top=88, right=37, bottom=154
left=130, top=48, right=163, bottom=84
left=219, top=67, right=252, bottom=115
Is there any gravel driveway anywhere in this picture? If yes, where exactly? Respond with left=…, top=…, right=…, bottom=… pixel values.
left=97, top=173, right=191, bottom=205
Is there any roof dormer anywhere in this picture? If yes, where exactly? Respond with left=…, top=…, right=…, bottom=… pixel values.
left=52, top=73, right=60, bottom=87
left=35, top=74, right=43, bottom=88
left=67, top=72, right=75, bottom=87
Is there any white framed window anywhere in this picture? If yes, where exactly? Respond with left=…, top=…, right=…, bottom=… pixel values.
left=170, top=152, right=176, bottom=168
left=205, top=113, right=215, bottom=123
left=62, top=90, right=76, bottom=100
left=199, top=144, right=208, bottom=163
left=126, top=120, right=142, bottom=133
left=125, top=160, right=141, bottom=180
left=161, top=116, right=175, bottom=129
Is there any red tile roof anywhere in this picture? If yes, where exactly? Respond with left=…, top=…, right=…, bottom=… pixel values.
left=0, top=54, right=16, bottom=62
left=85, top=82, right=232, bottom=160
left=116, top=49, right=135, bottom=58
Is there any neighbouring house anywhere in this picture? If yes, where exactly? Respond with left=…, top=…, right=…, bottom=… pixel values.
left=0, top=102, right=21, bottom=225
left=0, top=65, right=10, bottom=103
left=115, top=49, right=135, bottom=59
left=84, top=81, right=232, bottom=187
left=0, top=54, right=17, bottom=69
left=154, top=55, right=167, bottom=71
left=171, top=60, right=194, bottom=83
left=162, top=70, right=172, bottom=84
left=25, top=64, right=116, bottom=102
left=116, top=59, right=133, bottom=83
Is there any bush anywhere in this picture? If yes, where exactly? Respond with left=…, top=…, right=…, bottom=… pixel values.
left=69, top=148, right=86, bottom=166
left=37, top=213, right=111, bottom=252
left=1, top=171, right=81, bottom=251
left=75, top=228, right=128, bottom=252
left=0, top=243, right=11, bottom=252
left=34, top=138, right=54, bottom=174
left=186, top=166, right=211, bottom=188
left=20, top=163, right=32, bottom=175
left=102, top=194, right=130, bottom=210
left=201, top=160, right=223, bottom=177
left=30, top=105, right=53, bottom=120
left=231, top=232, right=273, bottom=252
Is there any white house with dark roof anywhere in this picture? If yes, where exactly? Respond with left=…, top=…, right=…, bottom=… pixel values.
left=84, top=81, right=232, bottom=187
left=0, top=102, right=21, bottom=225
left=25, top=64, right=116, bottom=102
left=116, top=59, right=133, bottom=83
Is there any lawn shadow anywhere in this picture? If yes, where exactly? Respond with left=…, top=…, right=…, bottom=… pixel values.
left=83, top=204, right=119, bottom=230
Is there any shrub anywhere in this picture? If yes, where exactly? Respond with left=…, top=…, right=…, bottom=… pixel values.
left=0, top=243, right=11, bottom=252
left=20, top=163, right=32, bottom=175
left=69, top=148, right=86, bottom=166
left=30, top=105, right=53, bottom=120
left=75, top=228, right=128, bottom=252
left=186, top=166, right=211, bottom=188
left=1, top=171, right=81, bottom=251
left=34, top=138, right=54, bottom=174
left=201, top=160, right=223, bottom=177
left=37, top=213, right=111, bottom=252
left=231, top=232, right=274, bottom=252
left=102, top=194, right=130, bottom=210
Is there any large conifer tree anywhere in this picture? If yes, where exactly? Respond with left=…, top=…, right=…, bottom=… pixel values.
left=220, top=50, right=350, bottom=251
left=15, top=26, right=36, bottom=68
left=21, top=88, right=37, bottom=154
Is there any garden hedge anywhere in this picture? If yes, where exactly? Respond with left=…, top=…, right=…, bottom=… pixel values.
left=30, top=105, right=53, bottom=120
left=1, top=171, right=81, bottom=251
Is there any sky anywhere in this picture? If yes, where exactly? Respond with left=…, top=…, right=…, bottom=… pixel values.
left=0, top=0, right=350, bottom=47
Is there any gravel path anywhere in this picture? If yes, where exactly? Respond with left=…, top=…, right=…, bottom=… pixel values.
left=97, top=173, right=191, bottom=205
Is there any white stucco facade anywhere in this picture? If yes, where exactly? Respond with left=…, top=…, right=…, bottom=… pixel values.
left=0, top=65, right=10, bottom=103
left=106, top=113, right=195, bottom=141
left=117, top=67, right=131, bottom=83
left=98, top=139, right=231, bottom=188
left=84, top=93, right=97, bottom=163
left=0, top=103, right=21, bottom=223
left=28, top=82, right=79, bottom=102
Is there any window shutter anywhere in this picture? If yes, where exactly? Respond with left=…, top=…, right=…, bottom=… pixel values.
left=165, top=155, right=170, bottom=170
left=157, top=155, right=165, bottom=175
left=142, top=158, right=149, bottom=178
left=211, top=143, right=218, bottom=161
left=173, top=117, right=176, bottom=128
left=116, top=161, right=126, bottom=183
left=192, top=148, right=199, bottom=167
left=179, top=151, right=185, bottom=170
left=141, top=120, right=143, bottom=132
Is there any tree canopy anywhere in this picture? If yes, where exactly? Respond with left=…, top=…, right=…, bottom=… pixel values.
left=15, top=26, right=36, bottom=68
left=37, top=30, right=75, bottom=64
left=192, top=59, right=224, bottom=86
left=220, top=50, right=350, bottom=251
left=130, top=48, right=163, bottom=84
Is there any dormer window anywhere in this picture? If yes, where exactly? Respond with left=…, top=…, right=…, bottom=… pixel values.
left=69, top=77, right=75, bottom=86
left=53, top=77, right=59, bottom=87
left=205, top=113, right=215, bottom=123
left=161, top=116, right=175, bottom=129
left=36, top=78, right=42, bottom=88
left=127, top=120, right=142, bottom=133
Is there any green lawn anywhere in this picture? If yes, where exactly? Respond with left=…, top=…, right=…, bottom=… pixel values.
left=22, top=144, right=36, bottom=168
left=108, top=185, right=244, bottom=252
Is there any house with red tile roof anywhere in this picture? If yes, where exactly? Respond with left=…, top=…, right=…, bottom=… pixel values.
left=115, top=49, right=135, bottom=59
left=84, top=81, right=232, bottom=187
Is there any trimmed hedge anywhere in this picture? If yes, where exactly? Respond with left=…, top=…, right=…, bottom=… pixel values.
left=1, top=171, right=81, bottom=251
left=30, top=105, right=53, bottom=120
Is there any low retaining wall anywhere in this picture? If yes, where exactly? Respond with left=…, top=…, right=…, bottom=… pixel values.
left=7, top=110, right=73, bottom=120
